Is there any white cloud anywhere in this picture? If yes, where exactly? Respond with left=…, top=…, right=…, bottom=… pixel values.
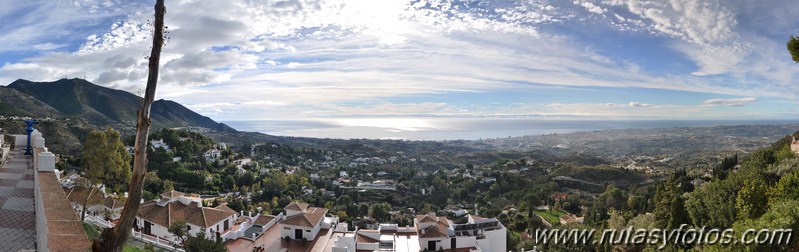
left=628, top=101, right=653, bottom=107
left=0, top=1, right=145, bottom=52
left=574, top=0, right=607, bottom=14
left=603, top=0, right=747, bottom=75
left=1, top=0, right=799, bottom=123
left=703, top=97, right=757, bottom=107
left=187, top=100, right=286, bottom=115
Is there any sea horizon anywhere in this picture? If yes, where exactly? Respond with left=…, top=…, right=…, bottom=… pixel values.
left=223, top=118, right=799, bottom=141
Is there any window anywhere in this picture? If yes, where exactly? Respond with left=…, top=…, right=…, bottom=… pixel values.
left=305, top=230, right=310, bottom=232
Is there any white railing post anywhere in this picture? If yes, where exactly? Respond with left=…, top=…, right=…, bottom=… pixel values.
left=37, top=152, right=55, bottom=172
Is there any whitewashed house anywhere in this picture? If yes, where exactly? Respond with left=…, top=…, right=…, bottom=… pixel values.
left=332, top=213, right=506, bottom=252
left=205, top=149, right=221, bottom=161
left=135, top=191, right=238, bottom=243
left=279, top=202, right=329, bottom=241
left=64, top=185, right=125, bottom=220
left=150, top=139, right=170, bottom=151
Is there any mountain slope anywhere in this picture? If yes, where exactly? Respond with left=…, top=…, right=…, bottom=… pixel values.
left=0, top=86, right=61, bottom=117
left=9, top=78, right=142, bottom=123
left=6, top=78, right=232, bottom=132
left=151, top=99, right=235, bottom=131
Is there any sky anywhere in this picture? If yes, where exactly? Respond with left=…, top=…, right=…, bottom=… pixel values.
left=2, top=0, right=799, bottom=139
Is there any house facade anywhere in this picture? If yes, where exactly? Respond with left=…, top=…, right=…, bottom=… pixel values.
left=135, top=191, right=238, bottom=243
left=64, top=185, right=125, bottom=220
left=279, top=202, right=329, bottom=241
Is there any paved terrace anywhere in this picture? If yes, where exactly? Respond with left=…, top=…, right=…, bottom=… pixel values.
left=1, top=131, right=92, bottom=252
left=0, top=150, right=35, bottom=251
left=226, top=222, right=335, bottom=252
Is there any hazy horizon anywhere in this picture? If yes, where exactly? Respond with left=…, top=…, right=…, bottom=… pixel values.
left=223, top=118, right=799, bottom=140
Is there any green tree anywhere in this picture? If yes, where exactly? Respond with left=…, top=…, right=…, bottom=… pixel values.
left=735, top=179, right=768, bottom=220
left=80, top=127, right=131, bottom=222
left=369, top=202, right=391, bottom=221
left=685, top=179, right=738, bottom=228
left=184, top=233, right=227, bottom=252
left=82, top=127, right=131, bottom=193
left=168, top=220, right=189, bottom=249
left=704, top=201, right=799, bottom=252
left=770, top=168, right=799, bottom=202
left=601, top=185, right=626, bottom=211
left=168, top=220, right=226, bottom=252
left=336, top=195, right=352, bottom=208
left=788, top=35, right=799, bottom=62
left=653, top=174, right=690, bottom=229
left=585, top=197, right=608, bottom=225
left=606, top=210, right=626, bottom=229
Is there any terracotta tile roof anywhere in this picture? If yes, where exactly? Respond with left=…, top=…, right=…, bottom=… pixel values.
left=552, top=192, right=569, bottom=201
left=161, top=190, right=185, bottom=199
left=280, top=207, right=328, bottom=228
left=103, top=196, right=125, bottom=209
left=419, top=224, right=448, bottom=238
left=415, top=213, right=438, bottom=223
left=137, top=199, right=236, bottom=229
left=416, top=215, right=451, bottom=238
left=254, top=215, right=275, bottom=225
left=214, top=204, right=236, bottom=213
left=64, top=186, right=104, bottom=206
left=203, top=205, right=238, bottom=227
left=356, top=232, right=380, bottom=243
left=284, top=202, right=309, bottom=212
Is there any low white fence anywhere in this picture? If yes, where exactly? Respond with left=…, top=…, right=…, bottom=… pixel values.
left=130, top=230, right=186, bottom=252
left=84, top=215, right=115, bottom=228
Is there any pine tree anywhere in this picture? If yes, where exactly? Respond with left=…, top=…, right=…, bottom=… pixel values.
left=653, top=173, right=690, bottom=229
left=80, top=127, right=130, bottom=222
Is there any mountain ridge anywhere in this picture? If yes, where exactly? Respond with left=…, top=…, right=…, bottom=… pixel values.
left=4, top=78, right=234, bottom=132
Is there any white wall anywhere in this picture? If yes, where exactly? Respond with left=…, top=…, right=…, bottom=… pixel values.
left=419, top=237, right=446, bottom=251
left=332, top=235, right=356, bottom=252
left=280, top=223, right=321, bottom=241
left=356, top=242, right=379, bottom=250
left=13, top=134, right=27, bottom=148
left=135, top=217, right=220, bottom=244
left=142, top=220, right=174, bottom=243
left=208, top=214, right=238, bottom=240
left=484, top=226, right=506, bottom=252
left=456, top=236, right=478, bottom=249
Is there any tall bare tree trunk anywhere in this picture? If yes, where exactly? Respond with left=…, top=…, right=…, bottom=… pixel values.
left=81, top=186, right=95, bottom=223
left=93, top=1, right=165, bottom=251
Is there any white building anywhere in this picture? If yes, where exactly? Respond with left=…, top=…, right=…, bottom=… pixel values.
left=135, top=191, right=238, bottom=243
left=205, top=149, right=222, bottom=162
left=64, top=185, right=125, bottom=220
left=150, top=139, right=170, bottom=151
left=279, top=202, right=329, bottom=241
left=332, top=213, right=506, bottom=252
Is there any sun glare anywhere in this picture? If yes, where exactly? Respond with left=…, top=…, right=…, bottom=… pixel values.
left=335, top=117, right=435, bottom=132
left=343, top=0, right=413, bottom=45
